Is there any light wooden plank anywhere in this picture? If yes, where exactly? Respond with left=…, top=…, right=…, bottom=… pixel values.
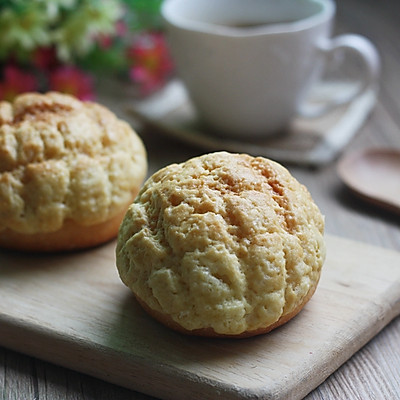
left=1, top=235, right=400, bottom=400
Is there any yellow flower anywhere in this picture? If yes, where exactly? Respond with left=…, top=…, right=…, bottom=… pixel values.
left=0, top=5, right=50, bottom=58
left=52, top=0, right=122, bottom=61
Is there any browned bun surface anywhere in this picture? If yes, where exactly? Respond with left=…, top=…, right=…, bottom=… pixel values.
left=117, top=152, right=326, bottom=338
left=0, top=92, right=147, bottom=252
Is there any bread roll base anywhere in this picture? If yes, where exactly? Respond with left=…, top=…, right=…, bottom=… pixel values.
left=0, top=207, right=130, bottom=253
left=135, top=280, right=319, bottom=339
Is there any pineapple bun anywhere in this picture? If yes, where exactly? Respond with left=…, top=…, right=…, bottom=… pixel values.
left=0, top=92, right=147, bottom=251
left=116, top=151, right=325, bottom=338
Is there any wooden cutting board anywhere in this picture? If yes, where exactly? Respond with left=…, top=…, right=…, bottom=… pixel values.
left=1, top=235, right=400, bottom=400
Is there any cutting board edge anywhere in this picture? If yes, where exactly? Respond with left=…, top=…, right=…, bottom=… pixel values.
left=2, top=282, right=400, bottom=400
left=0, top=313, right=254, bottom=400
left=2, top=234, right=400, bottom=400
left=279, top=296, right=400, bottom=400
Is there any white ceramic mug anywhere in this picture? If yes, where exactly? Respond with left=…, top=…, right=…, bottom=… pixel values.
left=161, top=0, right=380, bottom=138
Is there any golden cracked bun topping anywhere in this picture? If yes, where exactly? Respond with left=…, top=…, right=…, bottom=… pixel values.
left=0, top=92, right=147, bottom=252
left=116, top=151, right=326, bottom=338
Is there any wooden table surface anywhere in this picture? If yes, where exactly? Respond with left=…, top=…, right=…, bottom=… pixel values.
left=2, top=0, right=400, bottom=399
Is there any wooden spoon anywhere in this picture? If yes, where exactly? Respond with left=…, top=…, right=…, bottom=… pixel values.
left=337, top=148, right=400, bottom=215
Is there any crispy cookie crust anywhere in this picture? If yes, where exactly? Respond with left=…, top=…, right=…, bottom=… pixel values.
left=117, top=152, right=325, bottom=337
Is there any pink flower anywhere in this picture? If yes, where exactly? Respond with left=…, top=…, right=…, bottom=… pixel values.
left=127, top=32, right=174, bottom=95
left=33, top=47, right=59, bottom=70
left=49, top=66, right=95, bottom=100
left=96, top=20, right=128, bottom=49
left=97, top=34, right=114, bottom=49
left=0, top=65, right=38, bottom=102
left=115, top=20, right=128, bottom=37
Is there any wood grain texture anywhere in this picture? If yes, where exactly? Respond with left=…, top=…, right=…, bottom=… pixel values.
left=1, top=235, right=400, bottom=400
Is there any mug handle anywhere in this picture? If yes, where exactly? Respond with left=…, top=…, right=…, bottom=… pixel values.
left=298, top=34, right=381, bottom=118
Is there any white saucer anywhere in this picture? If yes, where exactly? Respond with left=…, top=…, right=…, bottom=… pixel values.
left=127, top=80, right=377, bottom=166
